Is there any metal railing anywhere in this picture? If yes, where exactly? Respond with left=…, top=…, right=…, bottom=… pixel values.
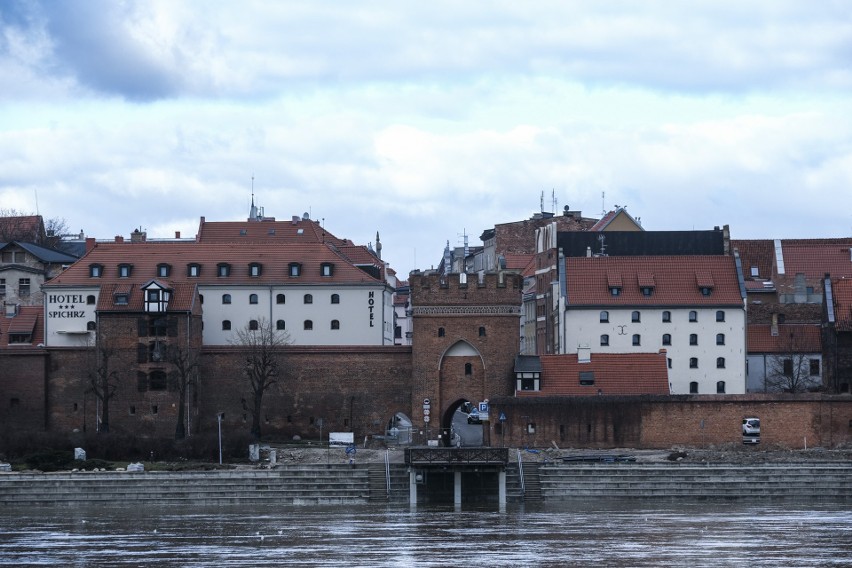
left=384, top=450, right=391, bottom=497
left=405, top=447, right=509, bottom=466
left=517, top=451, right=526, bottom=495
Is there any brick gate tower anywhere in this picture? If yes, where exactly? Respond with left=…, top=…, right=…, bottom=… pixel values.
left=408, top=270, right=522, bottom=441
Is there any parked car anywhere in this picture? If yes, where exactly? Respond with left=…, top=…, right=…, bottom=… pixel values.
left=742, top=417, right=760, bottom=444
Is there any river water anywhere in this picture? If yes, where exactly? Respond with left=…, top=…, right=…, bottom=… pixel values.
left=1, top=501, right=850, bottom=567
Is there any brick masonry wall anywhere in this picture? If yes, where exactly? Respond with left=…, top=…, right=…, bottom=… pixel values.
left=0, top=351, right=48, bottom=432
left=490, top=394, right=852, bottom=449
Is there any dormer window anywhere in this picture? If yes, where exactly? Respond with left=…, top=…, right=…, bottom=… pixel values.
left=321, top=262, right=334, bottom=277
left=187, top=263, right=201, bottom=277
left=118, top=264, right=132, bottom=278
left=89, top=264, right=103, bottom=278
left=217, top=263, right=231, bottom=277
left=700, top=287, right=712, bottom=296
left=142, top=281, right=171, bottom=313
left=157, top=264, right=171, bottom=278
left=610, top=287, right=621, bottom=296
left=249, top=263, right=262, bottom=277
left=289, top=263, right=301, bottom=277
left=115, top=293, right=129, bottom=306
left=641, top=287, right=653, bottom=297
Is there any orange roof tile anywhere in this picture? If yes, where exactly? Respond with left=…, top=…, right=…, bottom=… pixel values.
left=197, top=217, right=350, bottom=247
left=0, top=306, right=43, bottom=347
left=780, top=240, right=852, bottom=279
left=566, top=256, right=743, bottom=306
left=747, top=324, right=822, bottom=353
left=832, top=278, right=852, bottom=332
left=517, top=353, right=669, bottom=396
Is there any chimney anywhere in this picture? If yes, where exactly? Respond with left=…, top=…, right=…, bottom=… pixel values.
left=578, top=345, right=591, bottom=363
left=175, top=231, right=181, bottom=239
left=771, top=314, right=779, bottom=337
left=114, top=236, right=124, bottom=243
left=85, top=237, right=96, bottom=252
left=130, top=229, right=146, bottom=243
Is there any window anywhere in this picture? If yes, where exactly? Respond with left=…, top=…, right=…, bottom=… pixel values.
left=778, top=313, right=786, bottom=324
left=89, top=264, right=103, bottom=278
left=148, top=340, right=165, bottom=362
left=249, top=294, right=258, bottom=304
left=632, top=334, right=641, bottom=346
left=478, top=326, right=486, bottom=337
left=689, top=381, right=699, bottom=393
left=783, top=358, right=793, bottom=377
left=690, top=334, right=698, bottom=346
left=331, top=319, right=340, bottom=330
left=716, top=333, right=725, bottom=345
left=610, top=287, right=620, bottom=296
left=689, top=311, right=698, bottom=322
left=87, top=321, right=96, bottom=331
left=600, top=311, right=609, bottom=323
left=662, top=333, right=671, bottom=346
left=641, top=287, right=653, bottom=297
left=716, top=310, right=725, bottom=322
left=18, top=278, right=30, bottom=297
left=187, top=264, right=201, bottom=277
left=276, top=320, right=286, bottom=330
left=438, top=327, right=445, bottom=337
left=631, top=311, right=641, bottom=323
left=667, top=358, right=672, bottom=369
left=276, top=294, right=285, bottom=304
left=222, top=294, right=231, bottom=304
left=701, top=287, right=712, bottom=296
left=321, top=263, right=334, bottom=277
left=157, top=264, right=171, bottom=277
left=717, top=357, right=726, bottom=369
left=750, top=266, right=759, bottom=277
left=222, top=320, right=231, bottom=330
left=716, top=381, right=726, bottom=394
left=114, top=293, right=128, bottom=305
left=217, top=263, right=231, bottom=277
left=289, top=263, right=301, bottom=277
left=662, top=311, right=671, bottom=323
left=249, top=319, right=259, bottom=330
left=690, top=357, right=698, bottom=369
left=249, top=263, right=262, bottom=277
left=118, top=264, right=132, bottom=278
left=464, top=363, right=472, bottom=376
left=87, top=295, right=96, bottom=305
left=149, top=371, right=167, bottom=391
left=810, top=359, right=820, bottom=376
left=0, top=278, right=4, bottom=296
left=806, top=286, right=815, bottom=295
left=330, top=294, right=340, bottom=304
left=579, top=371, right=595, bottom=386
left=300, top=294, right=311, bottom=305
left=600, top=334, right=609, bottom=346
left=304, top=320, right=313, bottom=330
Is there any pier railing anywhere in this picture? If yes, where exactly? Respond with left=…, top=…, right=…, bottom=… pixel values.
left=405, top=447, right=508, bottom=466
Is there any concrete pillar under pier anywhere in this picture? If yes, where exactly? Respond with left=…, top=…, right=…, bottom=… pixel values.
left=499, top=470, right=506, bottom=505
left=454, top=471, right=462, bottom=505
left=410, top=470, right=417, bottom=505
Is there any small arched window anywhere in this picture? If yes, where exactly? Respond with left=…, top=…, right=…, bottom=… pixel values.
left=662, top=311, right=671, bottom=323
left=276, top=320, right=286, bottom=330
left=716, top=381, right=726, bottom=394
left=249, top=294, right=258, bottom=304
left=222, top=294, right=231, bottom=305
left=478, top=326, right=486, bottom=337
left=716, top=333, right=725, bottom=345
left=690, top=334, right=698, bottom=345
left=662, top=333, right=671, bottom=346
left=600, top=334, right=609, bottom=346
left=716, top=310, right=725, bottom=322
left=631, top=311, right=641, bottom=323
left=87, top=295, right=96, bottom=305
left=689, top=310, right=698, bottom=322
left=249, top=320, right=259, bottom=330
left=689, top=381, right=699, bottom=393
left=87, top=321, right=96, bottom=331
left=717, top=357, right=726, bottom=369
left=632, top=334, right=641, bottom=346
left=304, top=294, right=313, bottom=304
left=330, top=294, right=340, bottom=304
left=304, top=320, right=313, bottom=330
left=276, top=294, right=285, bottom=304
left=464, top=363, right=472, bottom=376
left=600, top=311, right=609, bottom=323
left=222, top=320, right=231, bottom=331
left=331, top=320, right=340, bottom=330
left=438, top=327, right=445, bottom=337
left=690, top=357, right=698, bottom=368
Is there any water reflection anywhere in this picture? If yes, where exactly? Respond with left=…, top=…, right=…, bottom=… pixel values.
left=1, top=501, right=850, bottom=567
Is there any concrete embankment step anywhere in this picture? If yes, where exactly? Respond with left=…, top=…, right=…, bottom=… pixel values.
left=539, top=463, right=852, bottom=501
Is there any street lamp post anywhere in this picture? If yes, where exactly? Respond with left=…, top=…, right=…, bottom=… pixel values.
left=217, top=413, right=224, bottom=465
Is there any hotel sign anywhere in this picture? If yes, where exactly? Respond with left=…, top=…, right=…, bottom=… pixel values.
left=47, top=294, right=87, bottom=319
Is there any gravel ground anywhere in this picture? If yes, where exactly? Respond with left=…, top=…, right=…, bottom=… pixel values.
left=263, top=444, right=852, bottom=467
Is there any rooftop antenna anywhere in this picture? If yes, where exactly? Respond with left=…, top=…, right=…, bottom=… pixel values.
left=601, top=191, right=606, bottom=217
left=551, top=189, right=557, bottom=213
left=34, top=188, right=40, bottom=215
left=540, top=190, right=544, bottom=213
left=249, top=174, right=258, bottom=220
left=598, top=233, right=607, bottom=256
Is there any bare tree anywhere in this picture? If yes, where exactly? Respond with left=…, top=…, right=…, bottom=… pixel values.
left=167, top=344, right=200, bottom=440
left=765, top=332, right=821, bottom=393
left=232, top=318, right=290, bottom=440
left=87, top=334, right=122, bottom=433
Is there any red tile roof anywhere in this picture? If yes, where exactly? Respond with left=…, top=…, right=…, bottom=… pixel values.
left=566, top=256, right=743, bottom=306
left=747, top=324, right=822, bottom=353
left=0, top=215, right=45, bottom=242
left=503, top=253, right=534, bottom=271
left=517, top=352, right=669, bottom=396
left=197, top=217, right=350, bottom=247
left=47, top=241, right=386, bottom=288
left=832, top=278, right=852, bottom=332
left=0, top=306, right=43, bottom=347
left=731, top=239, right=774, bottom=281
left=779, top=240, right=852, bottom=279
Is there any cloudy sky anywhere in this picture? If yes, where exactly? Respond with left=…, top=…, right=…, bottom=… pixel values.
left=1, top=1, right=851, bottom=276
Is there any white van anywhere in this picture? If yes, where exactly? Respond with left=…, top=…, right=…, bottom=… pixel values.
left=742, top=417, right=760, bottom=444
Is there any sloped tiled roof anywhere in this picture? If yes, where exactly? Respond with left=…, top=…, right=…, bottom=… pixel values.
left=589, top=210, right=618, bottom=232
left=747, top=324, right=822, bottom=353
left=96, top=282, right=197, bottom=312
left=517, top=352, right=669, bottom=396
left=731, top=239, right=774, bottom=281
left=0, top=215, right=44, bottom=242
left=780, top=240, right=852, bottom=279
left=197, top=217, right=350, bottom=247
left=503, top=253, right=534, bottom=271
left=565, top=256, right=743, bottom=306
left=832, top=278, right=852, bottom=332
left=0, top=306, right=44, bottom=347
left=47, top=241, right=386, bottom=288
left=2, top=241, right=79, bottom=264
